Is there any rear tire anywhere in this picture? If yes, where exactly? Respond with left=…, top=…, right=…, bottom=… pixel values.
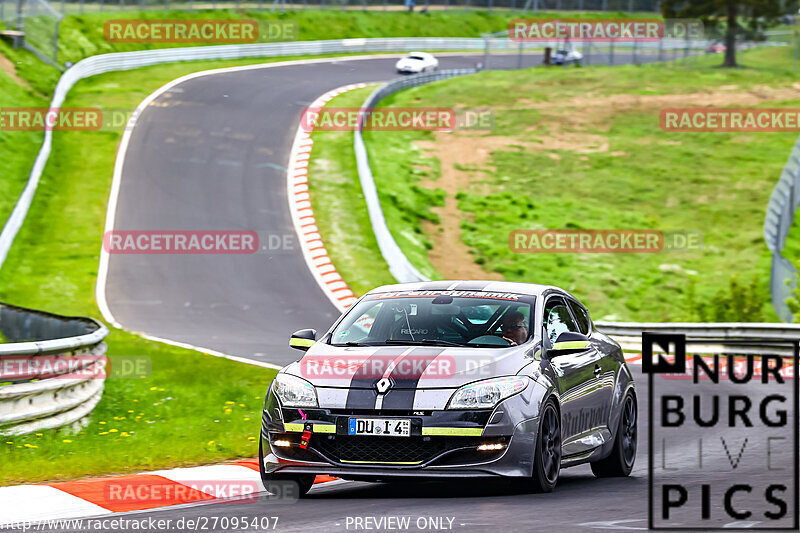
left=258, top=441, right=315, bottom=498
left=526, top=400, right=561, bottom=493
left=591, top=392, right=637, bottom=477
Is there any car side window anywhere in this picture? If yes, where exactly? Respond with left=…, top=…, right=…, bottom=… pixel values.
left=545, top=300, right=579, bottom=346
left=568, top=300, right=590, bottom=335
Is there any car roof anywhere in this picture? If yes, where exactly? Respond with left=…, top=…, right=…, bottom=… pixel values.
left=364, top=280, right=567, bottom=298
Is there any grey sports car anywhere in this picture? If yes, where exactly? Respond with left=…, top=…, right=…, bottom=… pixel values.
left=259, top=281, right=637, bottom=496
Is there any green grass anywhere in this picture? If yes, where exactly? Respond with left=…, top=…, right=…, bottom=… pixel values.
left=5, top=9, right=657, bottom=94
left=307, top=87, right=397, bottom=295
left=0, top=56, right=398, bottom=484
left=0, top=71, right=47, bottom=234
left=362, top=120, right=445, bottom=280
left=309, top=45, right=799, bottom=321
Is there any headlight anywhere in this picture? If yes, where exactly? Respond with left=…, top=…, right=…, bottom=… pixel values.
left=273, top=373, right=317, bottom=408
left=447, top=376, right=529, bottom=410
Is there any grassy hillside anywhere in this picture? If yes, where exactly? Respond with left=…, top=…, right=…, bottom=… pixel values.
left=2, top=9, right=645, bottom=93
left=311, top=45, right=799, bottom=322
left=0, top=70, right=47, bottom=235
left=0, top=57, right=337, bottom=484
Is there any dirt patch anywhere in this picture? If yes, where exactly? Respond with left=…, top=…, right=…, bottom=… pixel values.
left=416, top=84, right=800, bottom=279
left=0, top=55, right=34, bottom=92
left=520, top=84, right=800, bottom=132
left=417, top=134, right=508, bottom=280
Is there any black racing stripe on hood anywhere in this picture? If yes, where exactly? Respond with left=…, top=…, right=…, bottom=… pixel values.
left=381, top=348, right=445, bottom=410
left=452, top=281, right=490, bottom=291
left=345, top=347, right=406, bottom=410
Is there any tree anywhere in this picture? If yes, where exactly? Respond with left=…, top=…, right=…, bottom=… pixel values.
left=661, top=0, right=790, bottom=67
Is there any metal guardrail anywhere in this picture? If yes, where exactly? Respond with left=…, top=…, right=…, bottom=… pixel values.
left=354, top=68, right=478, bottom=282
left=354, top=43, right=800, bottom=326
left=0, top=302, right=108, bottom=435
left=0, top=37, right=498, bottom=272
left=764, top=137, right=800, bottom=322
left=594, top=321, right=800, bottom=356
left=10, top=35, right=701, bottom=272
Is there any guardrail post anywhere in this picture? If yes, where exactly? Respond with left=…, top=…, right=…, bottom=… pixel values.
left=609, top=38, right=614, bottom=65
left=517, top=40, right=523, bottom=68
left=684, top=31, right=689, bottom=62
left=14, top=0, right=22, bottom=32
left=52, top=17, right=59, bottom=62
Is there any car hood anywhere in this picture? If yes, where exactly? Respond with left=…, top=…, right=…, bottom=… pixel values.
left=283, top=341, right=532, bottom=390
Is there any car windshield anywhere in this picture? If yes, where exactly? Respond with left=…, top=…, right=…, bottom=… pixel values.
left=408, top=54, right=426, bottom=60
left=329, top=291, right=534, bottom=348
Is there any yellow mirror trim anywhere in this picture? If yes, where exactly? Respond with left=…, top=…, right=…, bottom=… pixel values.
left=289, top=337, right=315, bottom=348
left=552, top=340, right=590, bottom=351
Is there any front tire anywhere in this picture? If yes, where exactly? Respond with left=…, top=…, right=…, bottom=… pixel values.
left=591, top=392, right=637, bottom=477
left=526, top=400, right=561, bottom=493
left=258, top=440, right=315, bottom=498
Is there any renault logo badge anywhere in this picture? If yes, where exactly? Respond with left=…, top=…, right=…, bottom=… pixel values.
left=376, top=378, right=391, bottom=393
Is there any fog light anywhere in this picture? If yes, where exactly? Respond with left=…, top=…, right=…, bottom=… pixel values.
left=273, top=439, right=292, bottom=447
left=477, top=443, right=505, bottom=451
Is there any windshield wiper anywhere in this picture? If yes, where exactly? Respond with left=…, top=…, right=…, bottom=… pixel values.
left=331, top=341, right=379, bottom=347
left=383, top=339, right=465, bottom=347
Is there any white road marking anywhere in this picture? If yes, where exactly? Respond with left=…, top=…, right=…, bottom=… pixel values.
left=95, top=54, right=404, bottom=367
left=0, top=485, right=111, bottom=522
left=578, top=519, right=647, bottom=530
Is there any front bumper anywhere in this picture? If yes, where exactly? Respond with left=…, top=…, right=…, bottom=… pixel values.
left=261, top=405, right=540, bottom=478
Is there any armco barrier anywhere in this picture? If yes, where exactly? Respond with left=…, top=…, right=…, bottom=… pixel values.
left=354, top=68, right=478, bottom=283
left=353, top=48, right=798, bottom=325
left=764, top=136, right=800, bottom=322
left=0, top=37, right=492, bottom=272
left=0, top=302, right=108, bottom=436
left=0, top=35, right=723, bottom=273
left=595, top=321, right=800, bottom=356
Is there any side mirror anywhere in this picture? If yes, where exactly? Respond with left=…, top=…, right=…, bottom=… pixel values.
left=289, top=329, right=317, bottom=352
left=548, top=331, right=590, bottom=358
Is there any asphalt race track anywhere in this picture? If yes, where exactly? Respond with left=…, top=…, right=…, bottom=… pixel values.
left=49, top=365, right=797, bottom=532
left=92, top=50, right=796, bottom=532
left=103, top=51, right=673, bottom=365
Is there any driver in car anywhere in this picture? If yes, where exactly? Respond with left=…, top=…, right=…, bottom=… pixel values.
left=500, top=311, right=529, bottom=346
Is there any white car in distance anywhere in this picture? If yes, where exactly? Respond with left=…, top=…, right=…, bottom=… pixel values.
left=395, top=52, right=439, bottom=74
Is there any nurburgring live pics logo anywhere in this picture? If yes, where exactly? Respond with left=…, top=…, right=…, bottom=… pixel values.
left=644, top=333, right=798, bottom=530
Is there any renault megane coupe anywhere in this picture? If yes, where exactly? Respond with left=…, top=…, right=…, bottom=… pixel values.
left=259, top=281, right=637, bottom=496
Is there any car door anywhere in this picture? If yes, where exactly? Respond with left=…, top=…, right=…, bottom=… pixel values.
left=567, top=298, right=616, bottom=427
left=543, top=295, right=607, bottom=456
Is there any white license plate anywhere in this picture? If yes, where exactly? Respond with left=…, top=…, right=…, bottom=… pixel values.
left=348, top=418, right=410, bottom=437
